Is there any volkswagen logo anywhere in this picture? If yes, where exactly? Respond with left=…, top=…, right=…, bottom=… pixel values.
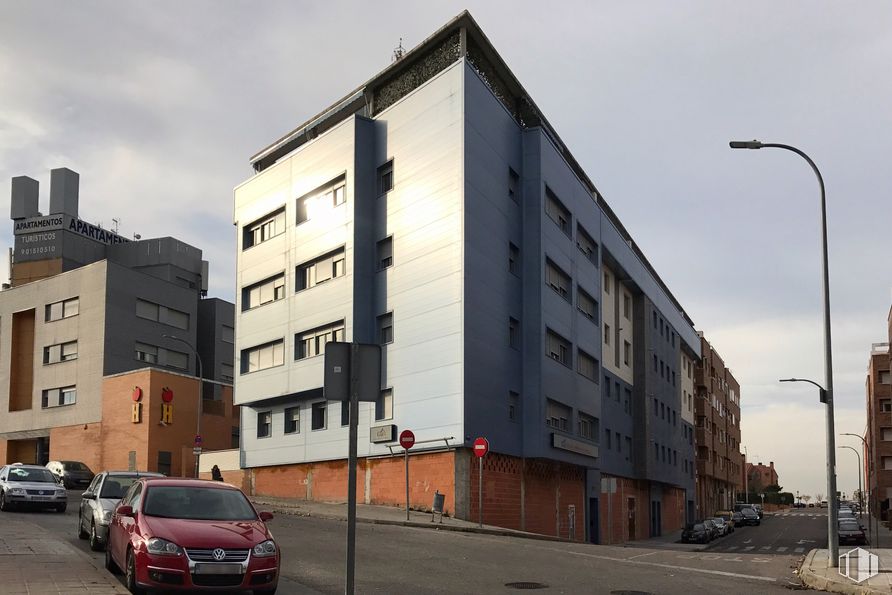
left=212, top=548, right=226, bottom=561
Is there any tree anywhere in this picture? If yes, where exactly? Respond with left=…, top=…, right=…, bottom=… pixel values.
left=803, top=495, right=812, bottom=505
left=815, top=493, right=824, bottom=503
left=765, top=484, right=782, bottom=494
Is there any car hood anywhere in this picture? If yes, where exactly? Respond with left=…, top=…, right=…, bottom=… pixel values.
left=99, top=498, right=120, bottom=513
left=4, top=481, right=64, bottom=491
left=143, top=516, right=271, bottom=548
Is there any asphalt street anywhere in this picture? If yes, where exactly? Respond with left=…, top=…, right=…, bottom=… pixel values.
left=2, top=492, right=814, bottom=594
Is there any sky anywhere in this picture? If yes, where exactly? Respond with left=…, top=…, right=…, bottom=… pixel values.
left=2, top=1, right=891, bottom=499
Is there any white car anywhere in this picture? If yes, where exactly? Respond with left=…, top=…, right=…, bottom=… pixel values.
left=0, top=464, right=68, bottom=512
left=710, top=517, right=730, bottom=536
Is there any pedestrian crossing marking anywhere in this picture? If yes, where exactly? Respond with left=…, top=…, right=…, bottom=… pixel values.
left=743, top=546, right=754, bottom=551
left=727, top=546, right=738, bottom=551
left=794, top=547, right=804, bottom=553
left=777, top=547, right=787, bottom=552
left=759, top=546, right=771, bottom=551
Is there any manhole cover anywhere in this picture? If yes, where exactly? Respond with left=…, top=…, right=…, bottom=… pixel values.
left=505, top=582, right=548, bottom=590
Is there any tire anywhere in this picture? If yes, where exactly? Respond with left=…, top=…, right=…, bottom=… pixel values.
left=89, top=521, right=104, bottom=551
left=77, top=513, right=88, bottom=539
left=105, top=537, right=119, bottom=574
left=125, top=548, right=144, bottom=594
left=253, top=588, right=278, bottom=595
left=0, top=490, right=8, bottom=512
left=56, top=504, right=67, bottom=513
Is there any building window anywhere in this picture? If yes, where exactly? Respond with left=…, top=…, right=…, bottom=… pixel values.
left=622, top=294, right=631, bottom=320
left=136, top=298, right=190, bottom=330
left=43, top=340, right=78, bottom=364
left=653, top=311, right=657, bottom=328
left=378, top=160, right=394, bottom=195
left=577, top=349, right=598, bottom=381
left=883, top=456, right=892, bottom=471
left=284, top=407, right=299, bottom=434
left=660, top=402, right=665, bottom=419
left=296, top=178, right=347, bottom=224
left=41, top=385, right=76, bottom=408
left=576, top=224, right=598, bottom=265
left=341, top=401, right=350, bottom=426
left=157, top=451, right=172, bottom=476
left=623, top=341, right=631, bottom=366
left=45, top=297, right=79, bottom=322
left=135, top=342, right=159, bottom=364
left=376, top=389, right=393, bottom=421
left=881, top=399, right=892, bottom=413
left=882, top=427, right=892, bottom=441
left=605, top=428, right=612, bottom=449
left=241, top=339, right=285, bottom=373
left=243, top=273, right=286, bottom=310
left=654, top=442, right=659, bottom=459
left=544, top=187, right=571, bottom=236
left=508, top=242, right=520, bottom=275
left=604, top=324, right=611, bottom=346
left=671, top=371, right=676, bottom=386
left=578, top=413, right=597, bottom=441
left=377, top=236, right=393, bottom=270
left=545, top=259, right=571, bottom=301
left=221, top=363, right=234, bottom=382
left=377, top=312, right=393, bottom=344
left=257, top=411, right=272, bottom=438
left=604, top=377, right=611, bottom=400
left=508, top=167, right=519, bottom=203
left=231, top=427, right=240, bottom=449
left=296, top=321, right=345, bottom=360
left=311, top=402, right=327, bottom=430
left=577, top=287, right=598, bottom=323
left=545, top=399, right=571, bottom=432
left=222, top=325, right=234, bottom=344
left=546, top=330, right=571, bottom=367
left=166, top=349, right=189, bottom=370
left=297, top=248, right=346, bottom=291
left=880, top=370, right=891, bottom=385
left=508, top=391, right=519, bottom=422
left=614, top=381, right=620, bottom=402
left=509, top=317, right=520, bottom=349
left=244, top=207, right=285, bottom=249
left=624, top=389, right=632, bottom=414
left=625, top=436, right=632, bottom=460
left=616, top=432, right=621, bottom=452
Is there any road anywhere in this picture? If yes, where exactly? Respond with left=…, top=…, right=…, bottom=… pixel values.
left=2, top=493, right=813, bottom=594
left=704, top=509, right=828, bottom=556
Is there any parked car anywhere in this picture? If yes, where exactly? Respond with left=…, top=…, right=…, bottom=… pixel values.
left=46, top=460, right=95, bottom=490
left=752, top=504, right=764, bottom=518
left=808, top=503, right=815, bottom=508
left=793, top=502, right=806, bottom=508
left=731, top=511, right=745, bottom=528
left=702, top=519, right=718, bottom=541
left=740, top=507, right=761, bottom=526
left=106, top=478, right=279, bottom=594
left=714, top=510, right=736, bottom=532
left=710, top=517, right=730, bottom=537
left=681, top=523, right=710, bottom=544
left=0, top=464, right=68, bottom=512
left=838, top=519, right=868, bottom=546
left=78, top=471, right=165, bottom=551
left=820, top=500, right=828, bottom=508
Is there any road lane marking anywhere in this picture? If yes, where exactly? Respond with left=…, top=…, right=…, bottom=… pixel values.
left=743, top=546, right=754, bottom=551
left=563, top=550, right=777, bottom=583
left=727, top=546, right=738, bottom=551
left=794, top=547, right=804, bottom=553
left=628, top=551, right=658, bottom=560
left=760, top=546, right=771, bottom=551
left=776, top=547, right=787, bottom=552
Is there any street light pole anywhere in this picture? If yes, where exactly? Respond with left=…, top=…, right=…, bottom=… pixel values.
left=164, top=334, right=203, bottom=478
left=842, top=432, right=877, bottom=546
left=838, top=446, right=862, bottom=519
left=733, top=140, right=838, bottom=567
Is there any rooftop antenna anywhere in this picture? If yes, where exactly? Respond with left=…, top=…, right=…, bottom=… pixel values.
left=112, top=218, right=120, bottom=234
left=392, top=38, right=405, bottom=62
left=133, top=233, right=142, bottom=240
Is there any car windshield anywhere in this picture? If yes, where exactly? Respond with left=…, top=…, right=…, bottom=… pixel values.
left=100, top=476, right=141, bottom=499
left=839, top=522, right=860, bottom=530
left=7, top=467, right=58, bottom=483
left=143, top=485, right=257, bottom=521
left=693, top=524, right=705, bottom=531
left=742, top=508, right=756, bottom=515
left=62, top=461, right=91, bottom=472
left=712, top=518, right=725, bottom=525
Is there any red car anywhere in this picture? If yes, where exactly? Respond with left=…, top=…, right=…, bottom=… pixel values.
left=105, top=478, right=279, bottom=594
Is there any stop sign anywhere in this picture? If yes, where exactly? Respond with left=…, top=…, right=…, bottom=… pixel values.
left=399, top=429, right=415, bottom=450
left=473, top=437, right=489, bottom=458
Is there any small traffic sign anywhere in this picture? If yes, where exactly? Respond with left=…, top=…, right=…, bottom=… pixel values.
left=192, top=447, right=202, bottom=455
left=194, top=434, right=202, bottom=446
left=399, top=429, right=415, bottom=450
left=473, top=437, right=489, bottom=458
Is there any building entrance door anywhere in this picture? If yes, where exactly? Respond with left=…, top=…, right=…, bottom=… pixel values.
left=627, top=497, right=636, bottom=540
left=588, top=497, right=599, bottom=544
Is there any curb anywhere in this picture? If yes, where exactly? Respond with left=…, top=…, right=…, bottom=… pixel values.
left=797, top=549, right=886, bottom=595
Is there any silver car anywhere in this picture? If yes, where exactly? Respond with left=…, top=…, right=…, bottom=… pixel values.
left=0, top=464, right=68, bottom=512
left=77, top=471, right=164, bottom=550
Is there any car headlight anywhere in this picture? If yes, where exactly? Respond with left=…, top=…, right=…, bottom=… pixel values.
left=146, top=537, right=182, bottom=556
left=252, top=540, right=277, bottom=557
left=56, top=489, right=67, bottom=496
left=8, top=488, right=26, bottom=495
left=101, top=510, right=113, bottom=524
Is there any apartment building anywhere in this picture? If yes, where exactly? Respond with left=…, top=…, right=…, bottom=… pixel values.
left=694, top=334, right=743, bottom=515
left=0, top=168, right=236, bottom=476
left=745, top=461, right=779, bottom=495
left=233, top=11, right=699, bottom=543
left=865, top=310, right=892, bottom=520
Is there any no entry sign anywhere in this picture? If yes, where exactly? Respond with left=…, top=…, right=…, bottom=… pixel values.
left=473, top=437, right=489, bottom=458
left=399, top=429, right=415, bottom=450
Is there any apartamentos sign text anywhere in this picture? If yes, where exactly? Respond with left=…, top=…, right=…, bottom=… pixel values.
left=14, top=214, right=130, bottom=245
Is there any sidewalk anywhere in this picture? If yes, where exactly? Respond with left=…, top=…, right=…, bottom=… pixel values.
left=0, top=516, right=127, bottom=594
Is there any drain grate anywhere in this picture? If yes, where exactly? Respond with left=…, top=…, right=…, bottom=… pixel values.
left=505, top=582, right=548, bottom=590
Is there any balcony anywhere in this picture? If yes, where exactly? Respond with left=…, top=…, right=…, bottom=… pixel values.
left=872, top=342, right=890, bottom=354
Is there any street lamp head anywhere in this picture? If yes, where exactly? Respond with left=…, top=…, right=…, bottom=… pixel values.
left=729, top=140, right=763, bottom=149
left=779, top=378, right=799, bottom=383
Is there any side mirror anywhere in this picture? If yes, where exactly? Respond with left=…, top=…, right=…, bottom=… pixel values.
left=116, top=505, right=134, bottom=517
left=259, top=511, right=274, bottom=522
left=82, top=492, right=96, bottom=500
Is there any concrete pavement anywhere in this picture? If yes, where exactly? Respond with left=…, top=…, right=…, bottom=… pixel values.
left=0, top=515, right=128, bottom=594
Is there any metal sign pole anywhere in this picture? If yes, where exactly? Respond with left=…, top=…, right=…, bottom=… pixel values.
left=405, top=449, right=410, bottom=521
left=478, top=456, right=483, bottom=528
left=345, top=345, right=358, bottom=595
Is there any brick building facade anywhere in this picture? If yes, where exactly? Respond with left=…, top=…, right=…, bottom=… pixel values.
left=865, top=308, right=892, bottom=520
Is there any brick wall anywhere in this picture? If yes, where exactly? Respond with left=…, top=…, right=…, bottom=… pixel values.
left=599, top=476, right=651, bottom=543
left=661, top=486, right=686, bottom=533
left=0, top=440, right=7, bottom=465
left=50, top=423, right=103, bottom=471
left=199, top=469, right=250, bottom=492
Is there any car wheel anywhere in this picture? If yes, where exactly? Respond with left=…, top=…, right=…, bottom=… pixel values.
left=105, top=539, right=119, bottom=574
left=253, top=588, right=278, bottom=595
left=56, top=504, right=67, bottom=513
left=0, top=490, right=8, bottom=512
left=125, top=548, right=144, bottom=594
left=89, top=521, right=104, bottom=551
left=77, top=513, right=88, bottom=539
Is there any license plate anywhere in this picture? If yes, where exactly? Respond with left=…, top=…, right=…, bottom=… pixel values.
left=31, top=496, right=51, bottom=501
left=193, top=563, right=243, bottom=575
